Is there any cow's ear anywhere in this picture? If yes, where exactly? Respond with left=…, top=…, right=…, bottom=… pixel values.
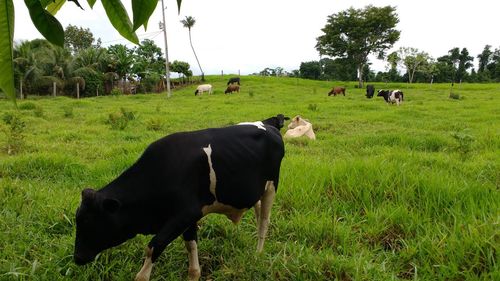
left=81, top=188, right=96, bottom=204
left=102, top=198, right=121, bottom=214
left=284, top=116, right=290, bottom=120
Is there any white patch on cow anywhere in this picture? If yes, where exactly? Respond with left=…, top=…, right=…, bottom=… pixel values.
left=237, top=121, right=266, bottom=131
left=135, top=247, right=154, bottom=281
left=185, top=240, right=201, bottom=281
left=202, top=201, right=247, bottom=224
left=202, top=144, right=217, bottom=197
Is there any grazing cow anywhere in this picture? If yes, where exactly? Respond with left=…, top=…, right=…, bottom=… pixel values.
left=366, top=84, right=375, bottom=98
left=194, top=84, right=212, bottom=96
left=227, top=77, right=240, bottom=85
left=284, top=115, right=316, bottom=140
left=377, top=89, right=404, bottom=105
left=328, top=86, right=346, bottom=96
left=74, top=115, right=287, bottom=281
left=224, top=84, right=240, bottom=94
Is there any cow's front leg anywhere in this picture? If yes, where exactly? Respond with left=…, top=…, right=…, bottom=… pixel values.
left=135, top=212, right=201, bottom=281
left=183, top=224, right=201, bottom=281
left=257, top=181, right=276, bottom=253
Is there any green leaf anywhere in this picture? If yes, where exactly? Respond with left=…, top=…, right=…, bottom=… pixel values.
left=0, top=0, right=16, bottom=103
left=101, top=0, right=139, bottom=44
left=24, top=0, right=64, bottom=47
left=176, top=0, right=182, bottom=14
left=46, top=0, right=66, bottom=15
left=87, top=0, right=96, bottom=8
left=132, top=0, right=158, bottom=31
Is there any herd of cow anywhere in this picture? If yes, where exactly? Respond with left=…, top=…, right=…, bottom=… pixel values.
left=73, top=77, right=406, bottom=281
left=196, top=78, right=404, bottom=106
left=329, top=85, right=404, bottom=106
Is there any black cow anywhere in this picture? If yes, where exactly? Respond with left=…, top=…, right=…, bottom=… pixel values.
left=74, top=115, right=288, bottom=281
left=227, top=77, right=240, bottom=85
left=366, top=84, right=375, bottom=98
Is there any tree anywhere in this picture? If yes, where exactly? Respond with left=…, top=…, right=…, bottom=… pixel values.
left=299, top=61, right=321, bottom=80
left=132, top=39, right=165, bottom=79
left=456, top=48, right=473, bottom=82
left=316, top=5, right=400, bottom=87
left=320, top=57, right=358, bottom=81
left=64, top=24, right=95, bottom=54
left=180, top=16, right=204, bottom=81
left=108, top=44, right=134, bottom=93
left=395, top=47, right=432, bottom=83
left=1, top=0, right=183, bottom=103
left=170, top=60, right=192, bottom=79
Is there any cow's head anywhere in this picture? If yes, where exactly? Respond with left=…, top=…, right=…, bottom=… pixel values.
left=74, top=188, right=128, bottom=265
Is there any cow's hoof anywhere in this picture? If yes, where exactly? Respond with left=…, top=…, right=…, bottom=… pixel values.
left=188, top=268, right=201, bottom=281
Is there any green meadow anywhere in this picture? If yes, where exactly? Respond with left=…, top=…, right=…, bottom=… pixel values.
left=0, top=76, right=499, bottom=280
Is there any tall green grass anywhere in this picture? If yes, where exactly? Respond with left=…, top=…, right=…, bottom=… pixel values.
left=0, top=76, right=499, bottom=280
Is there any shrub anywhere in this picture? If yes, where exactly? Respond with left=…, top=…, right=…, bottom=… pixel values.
left=451, top=129, right=474, bottom=159
left=110, top=88, right=123, bottom=96
left=1, top=113, right=26, bottom=155
left=120, top=107, right=136, bottom=121
left=18, top=102, right=37, bottom=110
left=308, top=103, right=319, bottom=111
left=63, top=106, right=74, bottom=118
left=146, top=118, right=163, bottom=131
left=449, top=92, right=460, bottom=99
left=107, top=112, right=128, bottom=130
left=34, top=105, right=44, bottom=118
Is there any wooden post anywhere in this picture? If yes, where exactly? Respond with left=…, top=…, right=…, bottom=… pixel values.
left=76, top=82, right=80, bottom=99
left=221, top=70, right=224, bottom=77
left=20, top=80, right=23, bottom=99
left=53, top=82, right=56, bottom=97
left=97, top=87, right=99, bottom=97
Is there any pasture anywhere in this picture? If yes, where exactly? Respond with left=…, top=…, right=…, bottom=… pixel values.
left=0, top=76, right=499, bottom=280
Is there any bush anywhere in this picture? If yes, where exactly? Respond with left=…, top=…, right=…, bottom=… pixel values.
left=451, top=129, right=474, bottom=159
left=110, top=88, right=123, bottom=96
left=120, top=107, right=136, bottom=121
left=63, top=106, right=74, bottom=118
left=1, top=113, right=26, bottom=155
left=107, top=112, right=128, bottom=130
left=146, top=118, right=163, bottom=131
left=18, top=102, right=37, bottom=110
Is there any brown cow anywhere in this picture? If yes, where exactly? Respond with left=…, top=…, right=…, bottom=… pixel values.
left=225, top=84, right=240, bottom=94
left=328, top=86, right=346, bottom=96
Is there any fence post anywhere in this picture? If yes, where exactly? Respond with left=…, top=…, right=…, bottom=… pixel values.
left=53, top=82, right=56, bottom=97
left=77, top=82, right=80, bottom=99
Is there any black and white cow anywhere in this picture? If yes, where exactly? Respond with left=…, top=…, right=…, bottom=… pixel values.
left=377, top=89, right=404, bottom=105
left=366, top=84, right=375, bottom=98
left=227, top=77, right=240, bottom=85
left=74, top=115, right=288, bottom=281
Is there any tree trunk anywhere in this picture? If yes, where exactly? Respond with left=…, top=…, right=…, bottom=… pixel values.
left=357, top=64, right=364, bottom=88
left=189, top=30, right=204, bottom=82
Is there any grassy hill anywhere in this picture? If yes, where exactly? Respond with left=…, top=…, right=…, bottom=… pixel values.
left=0, top=76, right=499, bottom=280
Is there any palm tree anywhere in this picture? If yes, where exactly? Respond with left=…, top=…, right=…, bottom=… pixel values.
left=13, top=40, right=47, bottom=98
left=180, top=16, right=204, bottom=81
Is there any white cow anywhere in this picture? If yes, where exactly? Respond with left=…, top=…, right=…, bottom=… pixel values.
left=195, top=84, right=213, bottom=96
left=284, top=115, right=316, bottom=140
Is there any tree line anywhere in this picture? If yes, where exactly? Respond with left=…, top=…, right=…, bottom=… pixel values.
left=295, top=5, right=500, bottom=85
left=13, top=25, right=194, bottom=98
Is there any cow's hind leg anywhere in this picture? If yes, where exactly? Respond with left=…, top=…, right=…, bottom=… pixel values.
left=254, top=200, right=261, bottom=225
left=183, top=224, right=201, bottom=281
left=256, top=181, right=276, bottom=253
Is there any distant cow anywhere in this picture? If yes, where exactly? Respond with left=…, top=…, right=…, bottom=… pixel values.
left=328, top=86, right=346, bottom=96
left=227, top=77, right=240, bottom=85
left=366, top=84, right=375, bottom=98
left=74, top=114, right=288, bottom=281
left=284, top=115, right=316, bottom=140
left=377, top=89, right=404, bottom=105
left=194, top=84, right=212, bottom=96
left=225, top=84, right=240, bottom=94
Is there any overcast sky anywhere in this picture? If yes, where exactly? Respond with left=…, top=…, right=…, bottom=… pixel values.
left=13, top=0, right=500, bottom=75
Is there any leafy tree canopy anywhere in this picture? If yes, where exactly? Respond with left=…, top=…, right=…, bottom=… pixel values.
left=64, top=24, right=95, bottom=54
left=316, top=5, right=400, bottom=87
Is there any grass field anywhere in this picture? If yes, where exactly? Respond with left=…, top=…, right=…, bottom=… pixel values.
left=0, top=76, right=499, bottom=280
